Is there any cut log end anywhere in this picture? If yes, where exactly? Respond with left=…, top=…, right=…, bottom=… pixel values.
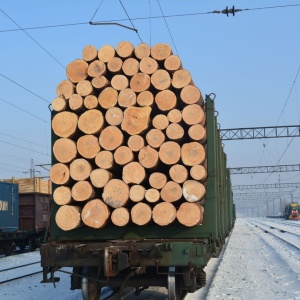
left=55, top=205, right=81, bottom=231
left=177, top=202, right=204, bottom=227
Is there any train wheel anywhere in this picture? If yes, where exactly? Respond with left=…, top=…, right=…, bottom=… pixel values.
left=82, top=267, right=101, bottom=300
left=168, top=267, right=184, bottom=300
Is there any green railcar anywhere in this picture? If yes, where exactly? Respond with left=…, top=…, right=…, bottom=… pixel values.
left=41, top=95, right=235, bottom=300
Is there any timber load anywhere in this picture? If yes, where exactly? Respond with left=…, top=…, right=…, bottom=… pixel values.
left=50, top=41, right=207, bottom=231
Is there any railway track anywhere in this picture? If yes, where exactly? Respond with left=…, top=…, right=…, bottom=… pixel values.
left=246, top=220, right=300, bottom=251
left=0, top=261, right=42, bottom=284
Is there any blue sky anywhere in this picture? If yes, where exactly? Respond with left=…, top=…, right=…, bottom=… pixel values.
left=0, top=1, right=299, bottom=212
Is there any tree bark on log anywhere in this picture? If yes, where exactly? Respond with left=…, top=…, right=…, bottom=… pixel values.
left=81, top=199, right=110, bottom=229
left=153, top=202, right=176, bottom=226
left=177, top=202, right=204, bottom=226
left=55, top=205, right=81, bottom=231
left=102, top=179, right=129, bottom=208
left=131, top=202, right=152, bottom=226
left=111, top=207, right=130, bottom=226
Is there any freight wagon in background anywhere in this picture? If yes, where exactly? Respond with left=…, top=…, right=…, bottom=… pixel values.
left=0, top=178, right=51, bottom=256
left=41, top=41, right=235, bottom=300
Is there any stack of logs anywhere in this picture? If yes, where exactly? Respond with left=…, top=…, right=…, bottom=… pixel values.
left=50, top=41, right=207, bottom=231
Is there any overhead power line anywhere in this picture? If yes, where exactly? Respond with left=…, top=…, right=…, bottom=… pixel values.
left=1, top=3, right=300, bottom=33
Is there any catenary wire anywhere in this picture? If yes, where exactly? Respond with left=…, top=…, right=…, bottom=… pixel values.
left=90, top=0, right=105, bottom=22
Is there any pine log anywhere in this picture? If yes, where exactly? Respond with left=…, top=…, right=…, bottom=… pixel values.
left=87, top=60, right=106, bottom=78
left=84, top=95, right=98, bottom=109
left=66, top=59, right=88, bottom=83
left=77, top=135, right=100, bottom=159
left=56, top=79, right=75, bottom=99
left=76, top=80, right=94, bottom=97
left=92, top=76, right=110, bottom=90
left=90, top=169, right=112, bottom=188
left=78, top=109, right=104, bottom=135
left=172, top=69, right=193, bottom=89
left=98, top=44, right=116, bottom=62
left=137, top=90, right=154, bottom=107
left=131, top=202, right=152, bottom=226
left=122, top=162, right=146, bottom=184
left=111, top=207, right=130, bottom=227
left=176, top=202, right=204, bottom=227
left=71, top=180, right=95, bottom=202
left=95, top=150, right=114, bottom=170
left=105, top=107, right=124, bottom=126
left=182, top=104, right=206, bottom=126
left=114, top=146, right=134, bottom=166
left=159, top=141, right=181, bottom=165
left=98, top=87, right=118, bottom=109
left=111, top=74, right=129, bottom=91
left=116, top=41, right=134, bottom=58
left=146, top=128, right=165, bottom=148
left=52, top=97, right=67, bottom=112
left=167, top=109, right=182, bottom=123
left=183, top=180, right=206, bottom=202
left=190, top=164, right=207, bottom=182
left=121, top=106, right=152, bottom=135
left=107, top=57, right=123, bottom=73
left=148, top=172, right=167, bottom=189
left=127, top=135, right=145, bottom=152
left=164, top=55, right=182, bottom=72
left=166, top=123, right=184, bottom=141
left=155, top=90, right=177, bottom=111
left=130, top=185, right=145, bottom=202
left=130, top=73, right=151, bottom=93
left=81, top=199, right=110, bottom=229
left=139, top=57, right=158, bottom=74
left=102, top=179, right=130, bottom=208
left=161, top=181, right=182, bottom=203
left=152, top=202, right=176, bottom=226
left=52, top=111, right=78, bottom=138
left=152, top=114, right=169, bottom=130
left=122, top=58, right=139, bottom=76
left=138, top=145, right=159, bottom=169
left=55, top=205, right=81, bottom=231
left=151, top=43, right=172, bottom=61
left=169, top=164, right=188, bottom=184
left=53, top=186, right=72, bottom=205
left=181, top=142, right=205, bottom=166
left=69, top=158, right=92, bottom=181
left=188, top=124, right=207, bottom=143
left=151, top=69, right=171, bottom=91
left=69, top=94, right=84, bottom=111
left=53, top=137, right=77, bottom=163
left=82, top=45, right=98, bottom=62
left=180, top=85, right=203, bottom=106
left=50, top=163, right=70, bottom=185
left=118, top=88, right=137, bottom=107
left=99, top=125, right=124, bottom=150
left=145, top=188, right=160, bottom=203
left=134, top=43, right=150, bottom=60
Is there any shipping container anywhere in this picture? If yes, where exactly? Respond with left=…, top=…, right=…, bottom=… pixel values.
left=0, top=181, right=19, bottom=232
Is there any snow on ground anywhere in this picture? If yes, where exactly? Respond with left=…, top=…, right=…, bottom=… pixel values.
left=1, top=218, right=300, bottom=300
